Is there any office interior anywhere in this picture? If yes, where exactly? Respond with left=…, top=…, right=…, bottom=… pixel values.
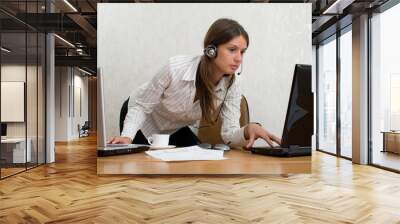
left=0, top=0, right=400, bottom=222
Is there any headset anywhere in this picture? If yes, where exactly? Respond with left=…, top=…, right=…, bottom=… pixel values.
left=203, top=44, right=243, bottom=76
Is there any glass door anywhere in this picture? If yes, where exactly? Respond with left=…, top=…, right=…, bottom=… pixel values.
left=370, top=3, right=400, bottom=171
left=317, top=35, right=337, bottom=155
left=339, top=27, right=352, bottom=158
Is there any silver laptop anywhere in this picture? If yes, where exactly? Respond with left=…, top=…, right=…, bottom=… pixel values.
left=97, top=68, right=149, bottom=156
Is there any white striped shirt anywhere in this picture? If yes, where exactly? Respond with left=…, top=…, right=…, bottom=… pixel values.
left=121, top=55, right=247, bottom=147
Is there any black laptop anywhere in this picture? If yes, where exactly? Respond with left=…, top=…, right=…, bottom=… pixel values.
left=251, top=64, right=313, bottom=157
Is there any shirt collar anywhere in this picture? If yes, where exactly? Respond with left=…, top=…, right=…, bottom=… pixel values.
left=215, top=76, right=229, bottom=92
left=181, top=55, right=231, bottom=92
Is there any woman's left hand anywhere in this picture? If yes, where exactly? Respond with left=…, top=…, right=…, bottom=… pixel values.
left=244, top=123, right=281, bottom=149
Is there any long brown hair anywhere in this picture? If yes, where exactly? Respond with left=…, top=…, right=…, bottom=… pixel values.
left=196, top=18, right=249, bottom=123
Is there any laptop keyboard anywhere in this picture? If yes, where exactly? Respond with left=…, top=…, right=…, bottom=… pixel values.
left=106, top=144, right=130, bottom=147
left=251, top=146, right=311, bottom=157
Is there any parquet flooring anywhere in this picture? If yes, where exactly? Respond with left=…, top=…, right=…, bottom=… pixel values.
left=1, top=134, right=400, bottom=223
left=373, top=151, right=400, bottom=171
left=1, top=167, right=26, bottom=178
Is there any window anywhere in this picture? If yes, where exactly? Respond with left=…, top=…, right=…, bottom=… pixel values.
left=339, top=27, right=352, bottom=158
left=318, top=36, right=337, bottom=154
left=0, top=1, right=47, bottom=179
left=370, top=2, right=400, bottom=171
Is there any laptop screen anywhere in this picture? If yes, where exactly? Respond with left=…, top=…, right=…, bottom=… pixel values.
left=97, top=68, right=107, bottom=148
left=280, top=64, right=313, bottom=148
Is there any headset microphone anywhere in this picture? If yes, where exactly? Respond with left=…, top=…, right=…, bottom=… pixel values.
left=237, top=63, right=243, bottom=76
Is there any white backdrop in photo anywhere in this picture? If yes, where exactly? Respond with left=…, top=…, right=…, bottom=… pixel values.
left=98, top=3, right=312, bottom=141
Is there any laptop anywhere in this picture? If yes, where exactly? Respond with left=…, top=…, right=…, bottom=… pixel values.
left=97, top=68, right=150, bottom=157
left=251, top=64, right=313, bottom=157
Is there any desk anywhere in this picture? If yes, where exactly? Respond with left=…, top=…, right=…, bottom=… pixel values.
left=97, top=149, right=311, bottom=175
left=1, top=138, right=32, bottom=163
left=382, top=131, right=400, bottom=154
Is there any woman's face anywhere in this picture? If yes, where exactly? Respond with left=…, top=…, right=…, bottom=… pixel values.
left=213, top=35, right=248, bottom=75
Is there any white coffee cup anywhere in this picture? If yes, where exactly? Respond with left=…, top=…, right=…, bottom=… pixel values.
left=147, top=134, right=170, bottom=147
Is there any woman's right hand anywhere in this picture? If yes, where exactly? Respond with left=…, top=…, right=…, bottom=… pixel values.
left=107, top=136, right=132, bottom=144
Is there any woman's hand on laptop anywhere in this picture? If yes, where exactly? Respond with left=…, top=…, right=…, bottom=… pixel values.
left=244, top=123, right=281, bottom=149
left=107, top=136, right=132, bottom=144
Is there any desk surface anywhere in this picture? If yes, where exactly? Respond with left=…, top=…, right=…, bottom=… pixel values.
left=1, top=138, right=27, bottom=143
left=381, top=131, right=400, bottom=134
left=97, top=149, right=311, bottom=175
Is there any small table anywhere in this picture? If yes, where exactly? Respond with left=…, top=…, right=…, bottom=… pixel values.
left=381, top=131, right=400, bottom=154
left=97, top=149, right=311, bottom=175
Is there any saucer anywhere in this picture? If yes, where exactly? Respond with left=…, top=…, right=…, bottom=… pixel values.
left=149, top=145, right=176, bottom=150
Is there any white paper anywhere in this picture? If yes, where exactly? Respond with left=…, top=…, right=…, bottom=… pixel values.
left=145, top=146, right=226, bottom=161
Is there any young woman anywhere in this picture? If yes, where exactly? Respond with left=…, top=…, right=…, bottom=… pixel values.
left=108, top=18, right=281, bottom=149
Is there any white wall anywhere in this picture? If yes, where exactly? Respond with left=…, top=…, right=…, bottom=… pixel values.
left=55, top=67, right=89, bottom=141
left=98, top=3, right=312, bottom=140
left=55, top=67, right=69, bottom=141
left=72, top=73, right=89, bottom=138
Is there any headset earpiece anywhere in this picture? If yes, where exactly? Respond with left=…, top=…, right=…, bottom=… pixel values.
left=204, top=44, right=217, bottom=58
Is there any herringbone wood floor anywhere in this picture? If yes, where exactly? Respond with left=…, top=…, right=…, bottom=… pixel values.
left=1, top=134, right=400, bottom=224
